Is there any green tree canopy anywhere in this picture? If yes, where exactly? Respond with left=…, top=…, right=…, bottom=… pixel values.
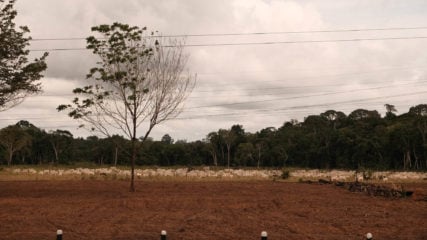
left=0, top=124, right=31, bottom=165
left=0, top=0, right=48, bottom=111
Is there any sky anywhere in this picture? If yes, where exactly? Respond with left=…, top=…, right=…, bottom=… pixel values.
left=2, top=0, right=427, bottom=141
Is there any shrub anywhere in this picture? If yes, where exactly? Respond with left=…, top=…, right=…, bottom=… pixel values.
left=362, top=169, right=373, bottom=180
left=281, top=169, right=290, bottom=179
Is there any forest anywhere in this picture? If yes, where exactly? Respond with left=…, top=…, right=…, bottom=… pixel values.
left=0, top=104, right=426, bottom=171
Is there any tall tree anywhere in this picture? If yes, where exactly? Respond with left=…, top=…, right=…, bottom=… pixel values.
left=219, top=129, right=236, bottom=168
left=0, top=125, right=31, bottom=165
left=320, top=110, right=346, bottom=129
left=206, top=132, right=219, bottom=166
left=384, top=104, right=397, bottom=119
left=58, top=23, right=195, bottom=191
left=235, top=142, right=255, bottom=166
left=48, top=129, right=73, bottom=164
left=109, top=134, right=126, bottom=166
left=409, top=104, right=427, bottom=168
left=161, top=134, right=174, bottom=144
left=0, top=0, right=48, bottom=111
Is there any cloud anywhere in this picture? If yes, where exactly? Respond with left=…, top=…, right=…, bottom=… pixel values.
left=4, top=0, right=427, bottom=141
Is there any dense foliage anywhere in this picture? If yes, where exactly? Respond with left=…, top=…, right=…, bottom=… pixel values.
left=1, top=104, right=427, bottom=170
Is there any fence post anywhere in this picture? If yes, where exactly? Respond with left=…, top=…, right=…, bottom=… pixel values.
left=160, top=230, right=167, bottom=240
left=261, top=231, right=267, bottom=240
left=56, top=229, right=63, bottom=240
left=366, top=233, right=373, bottom=239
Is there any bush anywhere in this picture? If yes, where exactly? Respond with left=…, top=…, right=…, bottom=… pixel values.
left=281, top=169, right=290, bottom=179
left=362, top=169, right=373, bottom=180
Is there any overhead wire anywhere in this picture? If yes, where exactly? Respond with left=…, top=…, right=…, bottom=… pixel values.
left=185, top=80, right=427, bottom=110
left=175, top=91, right=427, bottom=120
left=22, top=79, right=427, bottom=108
left=29, top=36, right=427, bottom=52
left=25, top=65, right=427, bottom=98
left=194, top=65, right=427, bottom=88
left=3, top=85, right=425, bottom=121
left=4, top=27, right=427, bottom=131
left=29, top=26, right=427, bottom=41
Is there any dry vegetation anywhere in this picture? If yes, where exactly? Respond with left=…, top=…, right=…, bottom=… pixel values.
left=1, top=166, right=426, bottom=183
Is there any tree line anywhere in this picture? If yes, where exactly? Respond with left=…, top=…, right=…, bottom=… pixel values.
left=1, top=104, right=426, bottom=170
left=1, top=0, right=426, bottom=191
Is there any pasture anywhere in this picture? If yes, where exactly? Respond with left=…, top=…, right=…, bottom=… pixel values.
left=0, top=176, right=426, bottom=239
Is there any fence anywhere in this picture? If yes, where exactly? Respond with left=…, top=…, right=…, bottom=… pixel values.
left=55, top=229, right=374, bottom=239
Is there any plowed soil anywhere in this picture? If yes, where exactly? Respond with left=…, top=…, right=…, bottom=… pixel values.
left=0, top=180, right=426, bottom=240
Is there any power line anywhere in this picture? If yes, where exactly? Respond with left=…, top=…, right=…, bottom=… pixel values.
left=1, top=95, right=423, bottom=124
left=182, top=36, right=427, bottom=47
left=175, top=91, right=427, bottom=120
left=182, top=100, right=410, bottom=116
left=185, top=80, right=427, bottom=110
left=3, top=87, right=425, bottom=121
left=30, top=65, right=426, bottom=96
left=192, top=76, right=426, bottom=95
left=29, top=36, right=427, bottom=52
left=195, top=65, right=427, bottom=88
left=16, top=77, right=427, bottom=109
left=26, top=80, right=427, bottom=106
left=185, top=80, right=427, bottom=105
left=30, top=26, right=427, bottom=41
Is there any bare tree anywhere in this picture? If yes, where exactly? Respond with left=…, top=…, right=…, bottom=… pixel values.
left=58, top=23, right=195, bottom=191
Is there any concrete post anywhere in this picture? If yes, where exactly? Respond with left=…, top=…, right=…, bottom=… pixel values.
left=160, top=230, right=167, bottom=240
left=261, top=231, right=268, bottom=240
left=56, top=229, right=63, bottom=240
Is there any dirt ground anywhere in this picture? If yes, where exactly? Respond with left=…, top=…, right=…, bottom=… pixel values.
left=0, top=180, right=426, bottom=240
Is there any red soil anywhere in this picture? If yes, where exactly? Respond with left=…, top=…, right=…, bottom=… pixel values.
left=0, top=180, right=426, bottom=240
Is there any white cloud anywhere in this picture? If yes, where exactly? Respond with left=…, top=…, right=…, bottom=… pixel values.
left=3, top=0, right=427, bottom=141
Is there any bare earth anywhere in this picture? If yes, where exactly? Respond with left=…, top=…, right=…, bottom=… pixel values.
left=0, top=180, right=426, bottom=240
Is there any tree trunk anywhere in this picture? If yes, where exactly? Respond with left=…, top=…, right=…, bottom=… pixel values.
left=130, top=137, right=136, bottom=192
left=209, top=149, right=217, bottom=166
left=130, top=104, right=138, bottom=192
left=8, top=148, right=13, bottom=166
left=220, top=145, right=225, bottom=166
left=213, top=152, right=217, bottom=166
left=413, top=147, right=419, bottom=170
left=283, top=151, right=289, bottom=167
left=403, top=150, right=412, bottom=170
left=114, top=147, right=118, bottom=166
left=51, top=143, right=58, bottom=164
left=226, top=144, right=231, bottom=168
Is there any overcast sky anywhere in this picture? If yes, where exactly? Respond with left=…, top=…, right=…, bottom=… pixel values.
left=2, top=0, right=427, bottom=141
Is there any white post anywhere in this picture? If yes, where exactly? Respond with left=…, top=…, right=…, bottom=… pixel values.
left=56, top=229, right=63, bottom=240
left=261, top=231, right=268, bottom=240
left=161, top=230, right=167, bottom=240
left=366, top=232, right=373, bottom=240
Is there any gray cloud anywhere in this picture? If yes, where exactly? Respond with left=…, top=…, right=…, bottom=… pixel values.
left=3, top=0, right=427, bottom=141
